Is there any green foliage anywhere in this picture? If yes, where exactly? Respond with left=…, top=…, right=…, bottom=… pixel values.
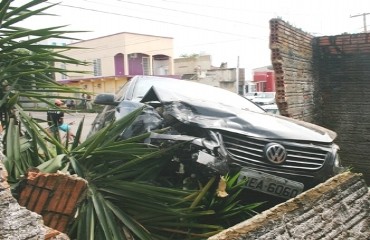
left=0, top=0, right=88, bottom=127
left=196, top=173, right=263, bottom=228
left=0, top=0, right=87, bottom=181
left=6, top=105, right=261, bottom=239
left=65, top=108, right=222, bottom=239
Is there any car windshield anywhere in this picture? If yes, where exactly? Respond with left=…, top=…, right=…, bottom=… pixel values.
left=133, top=77, right=265, bottom=113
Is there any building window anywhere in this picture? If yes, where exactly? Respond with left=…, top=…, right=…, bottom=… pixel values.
left=142, top=57, right=150, bottom=75
left=238, top=85, right=244, bottom=95
left=257, top=82, right=266, bottom=92
left=93, top=59, right=102, bottom=76
left=60, top=63, right=67, bottom=79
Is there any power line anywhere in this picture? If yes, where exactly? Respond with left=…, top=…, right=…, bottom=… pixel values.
left=125, top=0, right=323, bottom=16
left=46, top=1, right=263, bottom=38
left=81, top=0, right=252, bottom=26
left=110, top=0, right=265, bottom=28
left=139, top=0, right=262, bottom=13
left=350, top=13, right=370, bottom=32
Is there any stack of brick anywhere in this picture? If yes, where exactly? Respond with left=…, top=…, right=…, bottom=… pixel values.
left=270, top=18, right=317, bottom=123
left=18, top=169, right=88, bottom=233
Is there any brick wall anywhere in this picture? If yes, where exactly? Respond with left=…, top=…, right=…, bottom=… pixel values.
left=209, top=172, right=370, bottom=240
left=270, top=19, right=370, bottom=184
left=314, top=34, right=370, bottom=184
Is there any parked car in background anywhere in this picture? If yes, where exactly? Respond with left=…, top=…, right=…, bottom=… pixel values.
left=262, top=103, right=280, bottom=115
left=244, top=92, right=262, bottom=101
left=252, top=92, right=276, bottom=105
left=91, top=76, right=343, bottom=199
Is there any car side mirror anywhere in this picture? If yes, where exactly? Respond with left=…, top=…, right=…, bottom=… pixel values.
left=94, top=93, right=119, bottom=106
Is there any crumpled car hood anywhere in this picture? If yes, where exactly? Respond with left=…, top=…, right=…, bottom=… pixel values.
left=141, top=86, right=337, bottom=143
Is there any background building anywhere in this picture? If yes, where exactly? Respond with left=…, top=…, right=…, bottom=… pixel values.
left=174, top=54, right=212, bottom=80
left=252, top=66, right=276, bottom=92
left=174, top=54, right=245, bottom=94
left=56, top=32, right=176, bottom=96
left=56, top=35, right=246, bottom=99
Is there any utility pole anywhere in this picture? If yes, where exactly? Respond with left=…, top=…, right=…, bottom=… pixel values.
left=350, top=13, right=370, bottom=33
left=236, top=56, right=240, bottom=94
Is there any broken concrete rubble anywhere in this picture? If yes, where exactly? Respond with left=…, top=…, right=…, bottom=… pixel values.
left=208, top=172, right=370, bottom=240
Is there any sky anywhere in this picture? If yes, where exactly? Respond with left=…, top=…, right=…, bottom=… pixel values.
left=19, top=0, right=370, bottom=79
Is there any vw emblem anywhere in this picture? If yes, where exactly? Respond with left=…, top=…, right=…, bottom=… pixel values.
left=264, top=143, right=287, bottom=164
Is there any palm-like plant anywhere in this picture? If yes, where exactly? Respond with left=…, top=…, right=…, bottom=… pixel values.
left=11, top=104, right=262, bottom=239
left=10, top=106, right=259, bottom=239
left=1, top=1, right=261, bottom=239
left=0, top=0, right=86, bottom=182
left=0, top=6, right=85, bottom=109
left=0, top=0, right=86, bottom=123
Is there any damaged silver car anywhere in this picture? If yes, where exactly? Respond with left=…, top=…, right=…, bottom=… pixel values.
left=90, top=75, right=343, bottom=199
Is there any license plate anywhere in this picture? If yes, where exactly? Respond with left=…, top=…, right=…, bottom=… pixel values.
left=239, top=169, right=304, bottom=199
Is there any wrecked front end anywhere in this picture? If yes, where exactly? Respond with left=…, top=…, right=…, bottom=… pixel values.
left=117, top=99, right=343, bottom=199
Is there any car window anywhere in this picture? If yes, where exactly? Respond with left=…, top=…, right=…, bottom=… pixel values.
left=89, top=80, right=134, bottom=135
left=115, top=80, right=131, bottom=101
left=89, top=105, right=116, bottom=135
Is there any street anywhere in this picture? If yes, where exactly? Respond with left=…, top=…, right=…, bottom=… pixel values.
left=27, top=111, right=98, bottom=142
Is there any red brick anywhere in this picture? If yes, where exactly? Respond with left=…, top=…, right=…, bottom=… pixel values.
left=18, top=184, right=34, bottom=206
left=44, top=173, right=58, bottom=190
left=33, top=188, right=51, bottom=214
left=55, top=179, right=73, bottom=213
left=63, top=179, right=86, bottom=215
left=56, top=215, right=70, bottom=232
left=46, top=175, right=69, bottom=212
left=43, top=212, right=54, bottom=227
left=48, top=212, right=61, bottom=229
